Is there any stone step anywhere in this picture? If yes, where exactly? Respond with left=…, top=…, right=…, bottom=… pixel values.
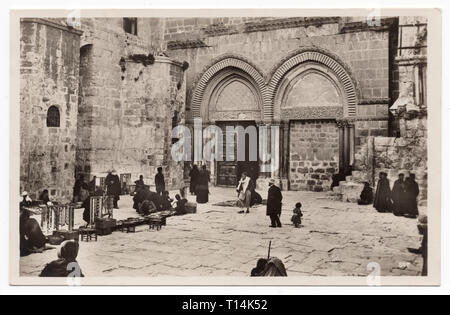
left=339, top=181, right=364, bottom=203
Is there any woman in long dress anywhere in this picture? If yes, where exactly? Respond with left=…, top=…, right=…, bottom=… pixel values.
left=196, top=165, right=210, bottom=204
left=236, top=172, right=253, bottom=214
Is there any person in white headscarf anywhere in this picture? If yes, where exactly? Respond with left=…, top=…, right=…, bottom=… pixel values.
left=237, top=172, right=254, bottom=214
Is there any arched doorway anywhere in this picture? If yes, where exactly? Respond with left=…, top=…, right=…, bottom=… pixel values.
left=270, top=49, right=359, bottom=191
left=191, top=56, right=266, bottom=187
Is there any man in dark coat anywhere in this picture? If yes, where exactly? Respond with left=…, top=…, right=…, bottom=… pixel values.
left=135, top=175, right=145, bottom=191
left=189, top=165, right=199, bottom=195
left=373, top=172, right=392, bottom=213
left=404, top=174, right=420, bottom=218
left=155, top=167, right=165, bottom=196
left=106, top=170, right=121, bottom=209
left=266, top=179, right=283, bottom=228
left=392, top=173, right=407, bottom=216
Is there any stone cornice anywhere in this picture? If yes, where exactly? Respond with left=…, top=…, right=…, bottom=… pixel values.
left=167, top=39, right=209, bottom=50
left=395, top=55, right=427, bottom=66
left=202, top=23, right=239, bottom=37
left=358, top=98, right=391, bottom=105
left=21, top=18, right=83, bottom=36
left=244, top=17, right=340, bottom=33
left=339, top=17, right=398, bottom=34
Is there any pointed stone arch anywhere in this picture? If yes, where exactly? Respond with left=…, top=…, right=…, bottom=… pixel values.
left=268, top=47, right=360, bottom=118
left=190, top=55, right=269, bottom=119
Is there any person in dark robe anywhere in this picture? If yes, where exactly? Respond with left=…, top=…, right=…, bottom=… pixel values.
left=134, top=187, right=162, bottom=214
left=106, top=170, right=121, bottom=209
left=40, top=240, right=84, bottom=278
left=135, top=175, right=145, bottom=191
left=250, top=257, right=287, bottom=277
left=250, top=189, right=263, bottom=207
left=174, top=194, right=188, bottom=215
left=189, top=165, right=200, bottom=195
left=266, top=179, right=283, bottom=228
left=373, top=172, right=392, bottom=213
left=404, top=174, right=420, bottom=218
left=392, top=173, right=407, bottom=216
left=88, top=176, right=97, bottom=194
left=159, top=191, right=173, bottom=211
left=39, top=189, right=50, bottom=205
left=196, top=165, right=210, bottom=204
left=155, top=167, right=166, bottom=196
left=82, top=195, right=92, bottom=226
left=20, top=208, right=47, bottom=257
left=358, top=182, right=374, bottom=205
left=140, top=200, right=158, bottom=216
left=73, top=174, right=85, bottom=202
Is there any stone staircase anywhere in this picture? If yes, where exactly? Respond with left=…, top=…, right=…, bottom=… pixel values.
left=329, top=171, right=367, bottom=203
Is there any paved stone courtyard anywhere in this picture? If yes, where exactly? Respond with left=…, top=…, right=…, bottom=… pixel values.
left=20, top=187, right=423, bottom=277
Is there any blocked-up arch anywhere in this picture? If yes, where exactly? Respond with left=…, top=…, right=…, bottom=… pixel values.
left=191, top=55, right=269, bottom=119
left=268, top=48, right=359, bottom=118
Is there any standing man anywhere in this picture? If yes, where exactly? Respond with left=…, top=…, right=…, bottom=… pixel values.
left=135, top=175, right=145, bottom=191
left=106, top=169, right=121, bottom=209
left=266, top=179, right=283, bottom=228
left=155, top=167, right=166, bottom=196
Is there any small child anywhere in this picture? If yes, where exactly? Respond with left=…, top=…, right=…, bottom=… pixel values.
left=291, top=202, right=303, bottom=228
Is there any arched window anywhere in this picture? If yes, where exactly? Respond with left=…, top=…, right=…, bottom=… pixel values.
left=47, top=106, right=60, bottom=127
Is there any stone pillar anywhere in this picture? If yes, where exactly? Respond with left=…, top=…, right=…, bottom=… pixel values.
left=337, top=120, right=346, bottom=173
left=349, top=122, right=355, bottom=167
left=367, top=136, right=375, bottom=186
left=279, top=120, right=290, bottom=190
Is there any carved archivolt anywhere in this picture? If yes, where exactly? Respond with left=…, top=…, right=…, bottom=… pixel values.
left=191, top=49, right=359, bottom=121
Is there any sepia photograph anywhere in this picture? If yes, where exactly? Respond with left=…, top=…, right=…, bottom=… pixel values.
left=8, top=7, right=442, bottom=287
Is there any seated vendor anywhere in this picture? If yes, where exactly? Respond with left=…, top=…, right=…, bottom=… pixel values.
left=160, top=191, right=173, bottom=211
left=20, top=207, right=47, bottom=257
left=40, top=240, right=84, bottom=278
left=174, top=194, right=188, bottom=215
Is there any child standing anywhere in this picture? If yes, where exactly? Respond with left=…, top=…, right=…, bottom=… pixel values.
left=291, top=202, right=303, bottom=228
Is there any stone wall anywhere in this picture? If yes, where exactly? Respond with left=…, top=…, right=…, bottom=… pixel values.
left=353, top=116, right=427, bottom=204
left=162, top=17, right=393, bottom=119
left=20, top=19, right=81, bottom=202
left=76, top=18, right=186, bottom=190
left=289, top=120, right=339, bottom=191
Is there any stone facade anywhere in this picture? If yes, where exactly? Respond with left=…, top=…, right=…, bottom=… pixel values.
left=289, top=121, right=339, bottom=191
left=19, top=16, right=428, bottom=203
left=20, top=19, right=82, bottom=202
left=76, top=18, right=186, bottom=189
left=20, top=18, right=187, bottom=202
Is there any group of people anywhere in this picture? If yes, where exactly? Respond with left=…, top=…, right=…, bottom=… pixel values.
left=188, top=164, right=212, bottom=204
left=133, top=173, right=188, bottom=216
left=358, top=172, right=420, bottom=218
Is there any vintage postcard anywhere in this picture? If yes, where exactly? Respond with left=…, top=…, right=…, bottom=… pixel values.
left=9, top=8, right=441, bottom=286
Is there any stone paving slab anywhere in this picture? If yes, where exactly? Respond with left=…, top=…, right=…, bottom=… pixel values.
left=19, top=187, right=424, bottom=277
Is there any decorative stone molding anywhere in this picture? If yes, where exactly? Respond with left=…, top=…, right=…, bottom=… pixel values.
left=202, top=23, right=239, bottom=37
left=167, top=39, right=209, bottom=50
left=268, top=48, right=359, bottom=119
left=280, top=106, right=343, bottom=121
left=191, top=55, right=268, bottom=118
left=339, top=17, right=398, bottom=34
left=358, top=98, right=391, bottom=105
left=244, top=17, right=340, bottom=33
